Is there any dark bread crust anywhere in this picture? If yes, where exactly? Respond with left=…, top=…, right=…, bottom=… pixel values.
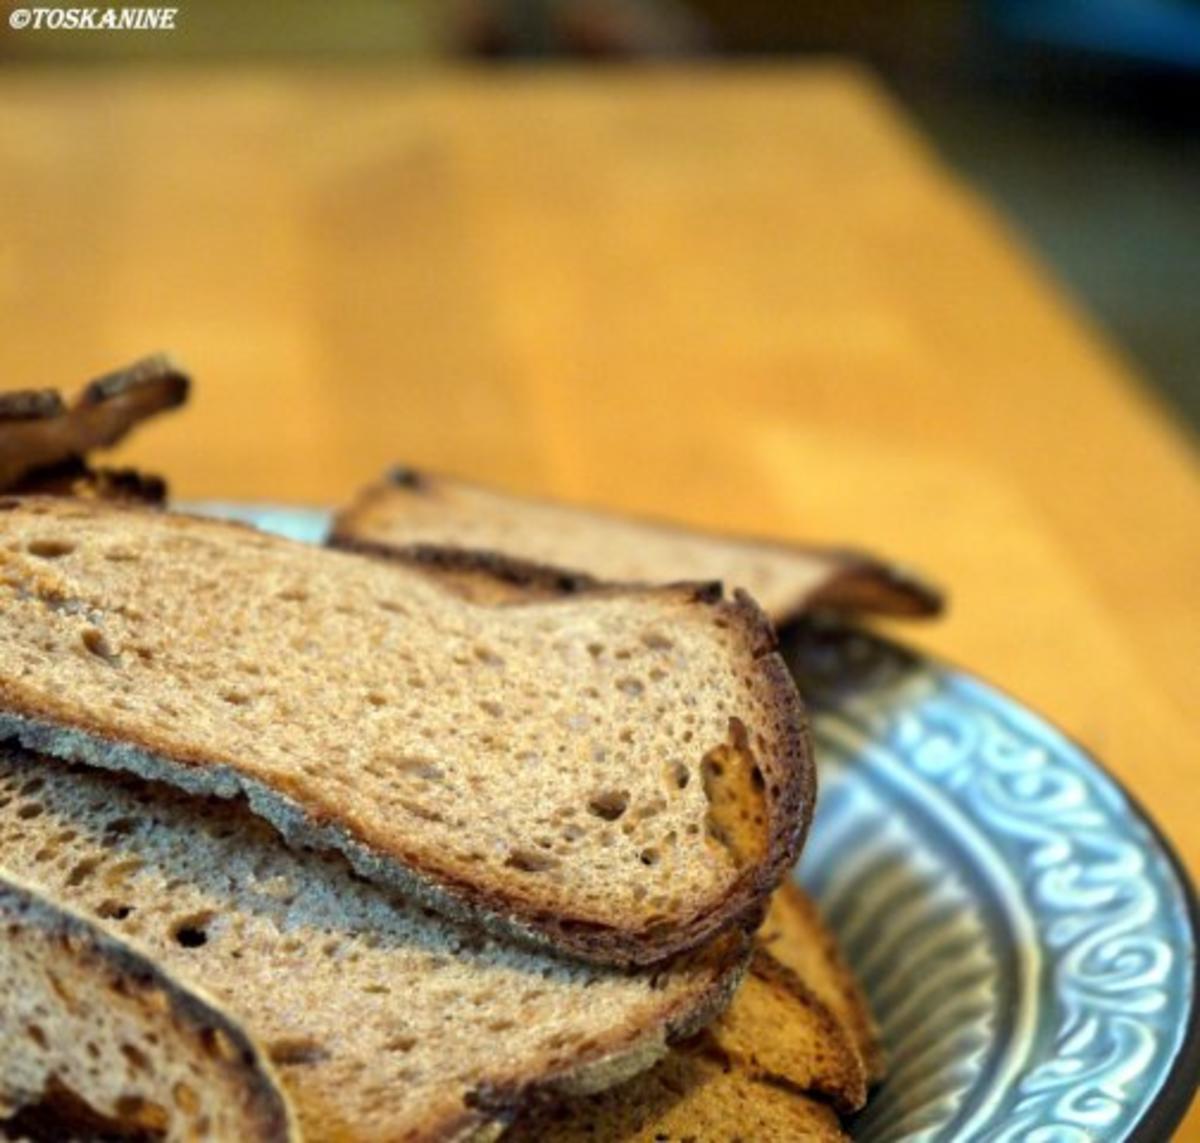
left=12, top=458, right=168, bottom=505
left=504, top=938, right=865, bottom=1140
left=79, top=355, right=188, bottom=409
left=0, top=355, right=189, bottom=491
left=769, top=881, right=886, bottom=1084
left=0, top=390, right=67, bottom=422
left=452, top=929, right=751, bottom=1139
left=332, top=466, right=945, bottom=622
left=0, top=497, right=813, bottom=968
left=705, top=947, right=868, bottom=1114
left=0, top=873, right=296, bottom=1142
left=335, top=536, right=604, bottom=602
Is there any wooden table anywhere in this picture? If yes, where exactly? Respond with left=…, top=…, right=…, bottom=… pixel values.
left=2, top=63, right=1198, bottom=1132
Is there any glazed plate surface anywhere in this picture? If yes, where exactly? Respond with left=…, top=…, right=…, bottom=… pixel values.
left=209, top=504, right=1200, bottom=1142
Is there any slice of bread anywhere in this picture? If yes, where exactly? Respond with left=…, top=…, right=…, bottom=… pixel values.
left=713, top=949, right=866, bottom=1113
left=761, top=882, right=885, bottom=1082
left=0, top=746, right=749, bottom=1140
left=0, top=871, right=294, bottom=1142
left=332, top=467, right=943, bottom=625
left=506, top=884, right=876, bottom=1139
left=506, top=1049, right=848, bottom=1142
left=0, top=356, right=188, bottom=492
left=0, top=497, right=812, bottom=966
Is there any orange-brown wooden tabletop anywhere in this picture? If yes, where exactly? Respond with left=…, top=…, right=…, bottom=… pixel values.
left=1, top=62, right=1197, bottom=1134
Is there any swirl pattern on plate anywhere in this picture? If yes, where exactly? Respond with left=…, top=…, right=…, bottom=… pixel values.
left=796, top=625, right=1195, bottom=1142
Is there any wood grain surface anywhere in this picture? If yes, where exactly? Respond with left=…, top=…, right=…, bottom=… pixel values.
left=1, top=63, right=1197, bottom=1133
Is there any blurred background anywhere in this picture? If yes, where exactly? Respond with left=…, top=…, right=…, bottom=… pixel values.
left=2, top=0, right=1197, bottom=429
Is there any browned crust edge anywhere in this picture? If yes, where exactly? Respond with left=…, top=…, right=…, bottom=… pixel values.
left=0, top=497, right=812, bottom=969
left=331, top=467, right=945, bottom=621
left=11, top=458, right=168, bottom=505
left=0, top=871, right=297, bottom=1142
left=739, top=948, right=869, bottom=1114
left=500, top=943, right=863, bottom=1141
left=450, top=930, right=753, bottom=1139
left=333, top=535, right=606, bottom=600
left=0, top=391, right=67, bottom=423
left=774, top=881, right=886, bottom=1084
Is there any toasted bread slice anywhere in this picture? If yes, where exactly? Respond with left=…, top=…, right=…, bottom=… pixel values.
left=712, top=949, right=866, bottom=1113
left=0, top=497, right=811, bottom=966
left=761, top=881, right=884, bottom=1082
left=507, top=885, right=875, bottom=1139
left=0, top=746, right=749, bottom=1140
left=332, top=467, right=943, bottom=624
left=0, top=870, right=294, bottom=1142
left=507, top=1049, right=848, bottom=1142
left=0, top=356, right=188, bottom=492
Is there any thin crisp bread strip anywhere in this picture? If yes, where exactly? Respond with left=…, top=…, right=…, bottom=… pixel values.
left=506, top=1049, right=849, bottom=1142
left=0, top=355, right=188, bottom=491
left=331, top=466, right=943, bottom=624
left=0, top=496, right=811, bottom=967
left=0, top=870, right=295, bottom=1142
left=0, top=746, right=748, bottom=1140
left=710, top=949, right=867, bottom=1113
left=760, top=881, right=885, bottom=1083
left=507, top=885, right=875, bottom=1139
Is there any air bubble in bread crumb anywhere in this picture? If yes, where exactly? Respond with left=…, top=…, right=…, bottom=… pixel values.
left=81, top=627, right=119, bottom=664
left=26, top=539, right=75, bottom=559
left=587, top=790, right=629, bottom=821
left=505, top=849, right=559, bottom=873
left=640, top=631, right=674, bottom=651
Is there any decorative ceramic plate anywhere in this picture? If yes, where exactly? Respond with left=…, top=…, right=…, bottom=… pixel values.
left=205, top=504, right=1200, bottom=1143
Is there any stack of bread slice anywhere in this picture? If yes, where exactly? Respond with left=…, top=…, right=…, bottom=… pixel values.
left=0, top=359, right=933, bottom=1140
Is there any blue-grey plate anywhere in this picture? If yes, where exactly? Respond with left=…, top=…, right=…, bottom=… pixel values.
left=204, top=503, right=1200, bottom=1143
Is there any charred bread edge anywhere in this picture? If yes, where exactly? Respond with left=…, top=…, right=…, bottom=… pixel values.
left=449, top=930, right=751, bottom=1139
left=12, top=459, right=168, bottom=505
left=741, top=948, right=868, bottom=1114
left=0, top=869, right=297, bottom=1142
left=0, top=391, right=67, bottom=423
left=79, top=353, right=190, bottom=410
left=774, top=882, right=886, bottom=1084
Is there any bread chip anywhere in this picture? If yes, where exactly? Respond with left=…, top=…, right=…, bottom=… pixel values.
left=508, top=1049, right=848, bottom=1142
left=332, top=467, right=943, bottom=625
left=508, top=883, right=878, bottom=1139
left=0, top=355, right=188, bottom=491
left=761, top=881, right=885, bottom=1082
left=0, top=871, right=295, bottom=1142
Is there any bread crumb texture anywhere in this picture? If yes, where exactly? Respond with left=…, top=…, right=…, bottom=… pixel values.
left=0, top=876, right=291, bottom=1142
left=0, top=748, right=738, bottom=1139
left=0, top=499, right=807, bottom=959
